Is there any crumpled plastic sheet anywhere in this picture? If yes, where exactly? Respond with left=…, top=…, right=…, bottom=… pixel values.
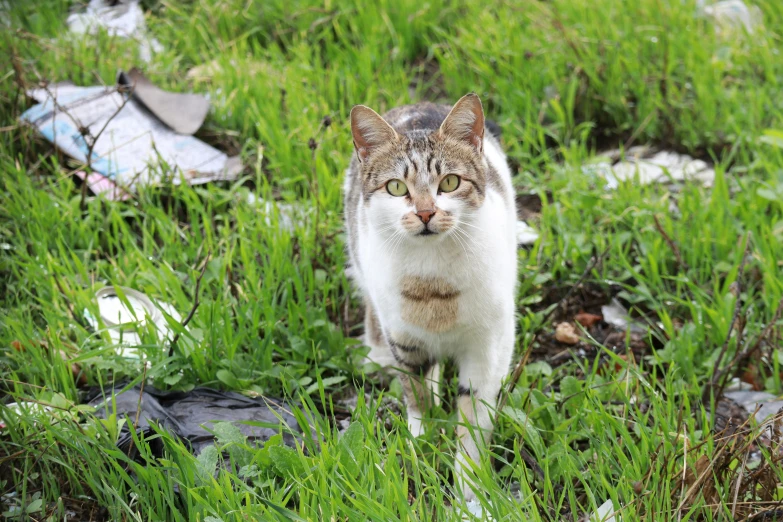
left=88, top=386, right=302, bottom=457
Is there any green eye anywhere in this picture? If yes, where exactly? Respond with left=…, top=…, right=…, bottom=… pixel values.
left=386, top=179, right=409, bottom=197
left=439, top=174, right=460, bottom=193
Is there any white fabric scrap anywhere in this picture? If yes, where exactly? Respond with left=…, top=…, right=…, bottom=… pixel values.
left=698, top=0, right=762, bottom=34
left=66, top=0, right=163, bottom=62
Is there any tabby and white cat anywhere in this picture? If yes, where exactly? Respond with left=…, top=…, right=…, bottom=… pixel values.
left=344, top=93, right=518, bottom=500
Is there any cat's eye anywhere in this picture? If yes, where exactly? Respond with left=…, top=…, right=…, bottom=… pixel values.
left=439, top=175, right=460, bottom=193
left=386, top=179, right=409, bottom=197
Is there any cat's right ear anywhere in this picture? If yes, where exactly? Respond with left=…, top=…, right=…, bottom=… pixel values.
left=351, top=105, right=398, bottom=162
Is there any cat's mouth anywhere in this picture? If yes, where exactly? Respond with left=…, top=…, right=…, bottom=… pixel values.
left=418, top=229, right=436, bottom=236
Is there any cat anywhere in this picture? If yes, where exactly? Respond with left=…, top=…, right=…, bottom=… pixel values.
left=343, top=93, right=518, bottom=501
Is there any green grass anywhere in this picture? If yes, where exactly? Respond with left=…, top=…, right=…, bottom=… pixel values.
left=3, top=0, right=783, bottom=520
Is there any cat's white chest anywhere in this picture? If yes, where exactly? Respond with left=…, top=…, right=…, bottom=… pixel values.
left=357, top=192, right=515, bottom=356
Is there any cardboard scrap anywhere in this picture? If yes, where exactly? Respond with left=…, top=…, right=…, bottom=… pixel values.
left=20, top=80, right=243, bottom=195
left=118, top=68, right=210, bottom=135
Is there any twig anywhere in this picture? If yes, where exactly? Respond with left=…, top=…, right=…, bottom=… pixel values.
left=308, top=116, right=331, bottom=255
left=653, top=214, right=689, bottom=273
left=716, top=295, right=783, bottom=398
left=168, top=250, right=211, bottom=357
left=701, top=233, right=751, bottom=406
left=308, top=137, right=320, bottom=251
left=498, top=245, right=610, bottom=412
left=80, top=83, right=134, bottom=211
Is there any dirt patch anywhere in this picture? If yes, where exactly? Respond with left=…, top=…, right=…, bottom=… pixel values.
left=523, top=282, right=660, bottom=368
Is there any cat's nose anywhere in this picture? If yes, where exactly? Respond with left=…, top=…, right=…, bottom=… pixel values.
left=415, top=209, right=435, bottom=224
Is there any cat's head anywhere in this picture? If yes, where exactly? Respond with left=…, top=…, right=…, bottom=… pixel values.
left=350, top=93, right=488, bottom=242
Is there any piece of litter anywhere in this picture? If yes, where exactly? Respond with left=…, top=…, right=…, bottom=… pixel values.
left=516, top=220, right=539, bottom=246
left=698, top=0, right=762, bottom=34
left=118, top=68, right=210, bottom=135
left=66, top=0, right=163, bottom=63
left=74, top=171, right=132, bottom=201
left=590, top=499, right=618, bottom=522
left=723, top=390, right=783, bottom=423
left=90, top=386, right=304, bottom=458
left=84, top=286, right=183, bottom=359
left=601, top=298, right=647, bottom=334
left=21, top=83, right=243, bottom=192
left=601, top=299, right=631, bottom=329
left=555, top=322, right=580, bottom=345
left=588, top=147, right=715, bottom=190
left=0, top=402, right=53, bottom=431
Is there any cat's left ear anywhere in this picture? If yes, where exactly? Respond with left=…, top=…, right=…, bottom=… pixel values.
left=439, top=93, right=484, bottom=154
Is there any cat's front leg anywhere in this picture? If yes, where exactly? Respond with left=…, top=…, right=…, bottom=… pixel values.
left=453, top=331, right=514, bottom=501
left=386, top=336, right=440, bottom=437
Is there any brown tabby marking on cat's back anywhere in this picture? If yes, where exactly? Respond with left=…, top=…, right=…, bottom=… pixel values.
left=400, top=275, right=459, bottom=332
left=383, top=102, right=452, bottom=135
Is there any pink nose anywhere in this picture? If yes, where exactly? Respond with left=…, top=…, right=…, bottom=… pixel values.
left=416, top=209, right=435, bottom=224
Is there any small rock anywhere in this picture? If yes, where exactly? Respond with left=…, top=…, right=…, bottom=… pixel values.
left=555, top=322, right=580, bottom=345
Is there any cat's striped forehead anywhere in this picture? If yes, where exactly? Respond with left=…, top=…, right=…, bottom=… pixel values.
left=360, top=131, right=485, bottom=194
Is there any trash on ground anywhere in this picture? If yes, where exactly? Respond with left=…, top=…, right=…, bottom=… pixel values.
left=555, top=322, right=580, bottom=345
left=66, top=0, right=163, bottom=63
left=723, top=390, right=783, bottom=424
left=590, top=499, right=619, bottom=522
left=0, top=402, right=53, bottom=431
left=117, top=68, right=210, bottom=135
left=74, top=170, right=132, bottom=201
left=697, top=0, right=762, bottom=34
left=601, top=298, right=647, bottom=334
left=20, top=79, right=243, bottom=193
left=585, top=147, right=715, bottom=190
left=89, top=386, right=302, bottom=456
left=516, top=220, right=539, bottom=246
left=83, top=285, right=182, bottom=358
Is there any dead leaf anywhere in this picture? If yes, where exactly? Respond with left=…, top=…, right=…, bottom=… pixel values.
left=575, top=312, right=603, bottom=328
left=555, top=322, right=580, bottom=345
